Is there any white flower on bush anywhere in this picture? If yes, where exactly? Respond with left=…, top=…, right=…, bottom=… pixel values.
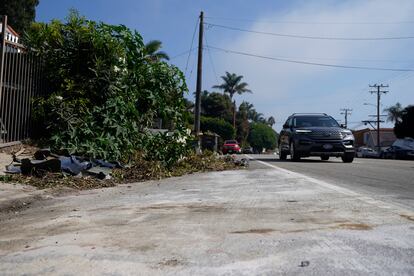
left=55, top=95, right=63, bottom=101
left=114, top=57, right=128, bottom=73
left=177, top=136, right=187, bottom=144
left=175, top=130, right=191, bottom=144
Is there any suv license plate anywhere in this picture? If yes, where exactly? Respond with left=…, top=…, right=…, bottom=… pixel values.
left=323, top=144, right=333, bottom=150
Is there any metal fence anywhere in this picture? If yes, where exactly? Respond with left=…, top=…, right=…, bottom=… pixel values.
left=0, top=15, right=46, bottom=144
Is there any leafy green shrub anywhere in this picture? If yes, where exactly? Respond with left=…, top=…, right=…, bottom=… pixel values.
left=200, top=116, right=235, bottom=140
left=394, top=105, right=414, bottom=139
left=140, top=128, right=192, bottom=168
left=248, top=122, right=277, bottom=152
left=201, top=91, right=233, bottom=123
left=25, top=11, right=189, bottom=162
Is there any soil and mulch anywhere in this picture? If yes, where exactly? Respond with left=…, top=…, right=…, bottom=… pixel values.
left=0, top=144, right=247, bottom=191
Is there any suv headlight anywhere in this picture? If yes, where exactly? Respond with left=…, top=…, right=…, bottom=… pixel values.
left=341, top=131, right=354, bottom=140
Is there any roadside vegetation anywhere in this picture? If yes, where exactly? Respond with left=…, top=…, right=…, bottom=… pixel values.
left=384, top=103, right=414, bottom=139
left=0, top=10, right=272, bottom=190
left=0, top=10, right=246, bottom=190
left=5, top=151, right=239, bottom=190
left=25, top=10, right=190, bottom=166
left=0, top=0, right=39, bottom=35
left=188, top=72, right=278, bottom=153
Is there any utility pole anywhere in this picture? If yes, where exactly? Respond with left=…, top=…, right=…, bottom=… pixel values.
left=340, top=108, right=352, bottom=128
left=369, top=84, right=388, bottom=153
left=194, top=11, right=204, bottom=152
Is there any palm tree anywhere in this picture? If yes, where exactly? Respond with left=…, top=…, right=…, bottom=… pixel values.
left=384, top=102, right=403, bottom=123
left=213, top=72, right=251, bottom=100
left=144, top=40, right=170, bottom=62
left=267, top=116, right=276, bottom=126
left=239, top=101, right=254, bottom=117
left=213, top=72, right=251, bottom=127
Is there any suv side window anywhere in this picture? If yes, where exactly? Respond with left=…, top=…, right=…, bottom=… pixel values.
left=288, top=117, right=294, bottom=128
left=283, top=119, right=290, bottom=128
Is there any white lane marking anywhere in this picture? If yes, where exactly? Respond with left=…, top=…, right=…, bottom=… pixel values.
left=245, top=155, right=413, bottom=213
left=246, top=155, right=359, bottom=196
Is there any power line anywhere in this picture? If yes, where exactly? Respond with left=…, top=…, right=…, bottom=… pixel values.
left=205, top=22, right=414, bottom=41
left=202, top=34, right=414, bottom=63
left=347, top=70, right=412, bottom=110
left=209, top=46, right=414, bottom=72
left=204, top=34, right=220, bottom=84
left=185, top=17, right=199, bottom=76
left=205, top=16, right=414, bottom=25
left=392, top=72, right=414, bottom=84
left=170, top=48, right=198, bottom=60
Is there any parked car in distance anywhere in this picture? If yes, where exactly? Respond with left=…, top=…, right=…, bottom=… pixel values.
left=356, top=147, right=379, bottom=158
left=222, top=140, right=241, bottom=154
left=278, top=113, right=355, bottom=163
left=242, top=146, right=253, bottom=154
left=380, top=146, right=414, bottom=160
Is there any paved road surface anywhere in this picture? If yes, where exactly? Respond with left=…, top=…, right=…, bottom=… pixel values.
left=248, top=154, right=414, bottom=210
left=1, top=156, right=413, bottom=275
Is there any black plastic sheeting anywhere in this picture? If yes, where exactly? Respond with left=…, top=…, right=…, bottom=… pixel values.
left=5, top=148, right=122, bottom=179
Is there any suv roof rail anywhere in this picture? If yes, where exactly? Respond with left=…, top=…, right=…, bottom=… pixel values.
left=291, top=113, right=327, bottom=116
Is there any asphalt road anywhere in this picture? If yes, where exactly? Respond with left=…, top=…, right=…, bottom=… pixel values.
left=247, top=154, right=414, bottom=210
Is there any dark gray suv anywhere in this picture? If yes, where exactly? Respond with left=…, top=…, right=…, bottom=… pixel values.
left=278, top=113, right=355, bottom=163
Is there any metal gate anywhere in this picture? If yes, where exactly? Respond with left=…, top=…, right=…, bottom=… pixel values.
left=0, top=15, right=46, bottom=144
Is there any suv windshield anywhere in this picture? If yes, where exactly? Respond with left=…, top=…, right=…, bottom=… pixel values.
left=294, top=116, right=339, bottom=128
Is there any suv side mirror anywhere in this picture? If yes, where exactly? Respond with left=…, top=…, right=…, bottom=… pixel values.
left=283, top=124, right=289, bottom=129
left=340, top=124, right=346, bottom=128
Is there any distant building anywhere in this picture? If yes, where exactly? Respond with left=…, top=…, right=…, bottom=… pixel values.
left=0, top=23, right=20, bottom=44
left=353, top=128, right=396, bottom=149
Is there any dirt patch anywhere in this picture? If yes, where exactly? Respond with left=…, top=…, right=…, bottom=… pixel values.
left=283, top=227, right=326, bottom=233
left=0, top=143, right=38, bottom=155
left=158, top=258, right=184, bottom=267
left=230, top=228, right=275, bottom=234
left=400, top=214, right=414, bottom=222
left=139, top=204, right=226, bottom=213
left=335, top=223, right=373, bottom=230
left=0, top=194, right=44, bottom=215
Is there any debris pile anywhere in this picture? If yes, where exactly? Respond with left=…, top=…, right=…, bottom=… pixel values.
left=5, top=148, right=122, bottom=180
left=222, top=154, right=249, bottom=167
left=1, top=147, right=245, bottom=190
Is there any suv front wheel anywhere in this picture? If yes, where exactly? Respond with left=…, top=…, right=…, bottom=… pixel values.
left=290, top=142, right=300, bottom=161
left=279, top=144, right=287, bottom=160
left=342, top=153, right=354, bottom=163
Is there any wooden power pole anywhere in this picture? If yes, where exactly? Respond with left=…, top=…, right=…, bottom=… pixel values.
left=340, top=108, right=352, bottom=128
left=369, top=84, right=388, bottom=153
left=194, top=11, right=204, bottom=137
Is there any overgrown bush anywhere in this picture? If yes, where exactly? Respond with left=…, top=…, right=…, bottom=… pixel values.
left=248, top=122, right=277, bottom=152
left=200, top=116, right=235, bottom=140
left=394, top=105, right=414, bottom=139
left=25, top=11, right=189, bottom=163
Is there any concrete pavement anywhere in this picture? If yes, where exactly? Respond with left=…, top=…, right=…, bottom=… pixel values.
left=0, top=157, right=413, bottom=275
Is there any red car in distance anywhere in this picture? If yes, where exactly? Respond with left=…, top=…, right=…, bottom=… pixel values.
left=222, top=140, right=241, bottom=154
